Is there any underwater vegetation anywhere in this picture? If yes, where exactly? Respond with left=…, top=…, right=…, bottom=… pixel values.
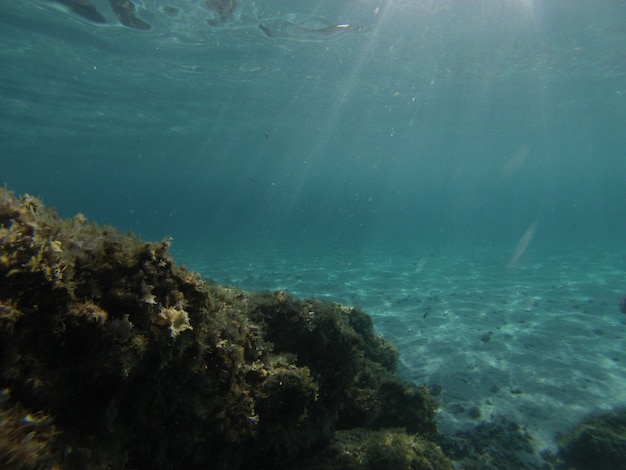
left=558, top=406, right=626, bottom=470
left=0, top=187, right=450, bottom=469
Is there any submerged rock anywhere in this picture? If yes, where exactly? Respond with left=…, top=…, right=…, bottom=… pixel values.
left=0, top=188, right=450, bottom=469
left=559, top=406, right=626, bottom=470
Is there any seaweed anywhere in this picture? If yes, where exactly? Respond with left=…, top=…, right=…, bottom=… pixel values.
left=559, top=406, right=626, bottom=470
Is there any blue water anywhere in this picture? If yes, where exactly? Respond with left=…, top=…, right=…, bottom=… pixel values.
left=2, top=0, right=626, bottom=463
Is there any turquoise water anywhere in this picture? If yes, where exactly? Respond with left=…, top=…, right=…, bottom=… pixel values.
left=2, top=0, right=625, bottom=252
left=2, top=0, right=626, bottom=464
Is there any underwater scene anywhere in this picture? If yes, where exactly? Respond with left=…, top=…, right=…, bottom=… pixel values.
left=1, top=0, right=626, bottom=468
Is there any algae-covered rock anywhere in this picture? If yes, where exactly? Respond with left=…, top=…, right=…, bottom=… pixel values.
left=434, top=416, right=535, bottom=470
left=558, top=406, right=626, bottom=470
left=0, top=188, right=449, bottom=469
left=289, top=427, right=453, bottom=470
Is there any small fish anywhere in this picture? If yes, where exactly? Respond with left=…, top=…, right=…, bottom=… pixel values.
left=259, top=22, right=273, bottom=37
left=618, top=294, right=626, bottom=313
left=264, top=131, right=270, bottom=140
left=316, top=23, right=352, bottom=34
left=249, top=177, right=256, bottom=184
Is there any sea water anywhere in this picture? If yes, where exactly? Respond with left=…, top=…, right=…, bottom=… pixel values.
left=1, top=0, right=625, bottom=464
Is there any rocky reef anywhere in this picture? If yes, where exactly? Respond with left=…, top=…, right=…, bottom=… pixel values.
left=558, top=406, right=626, bottom=470
left=0, top=187, right=451, bottom=469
